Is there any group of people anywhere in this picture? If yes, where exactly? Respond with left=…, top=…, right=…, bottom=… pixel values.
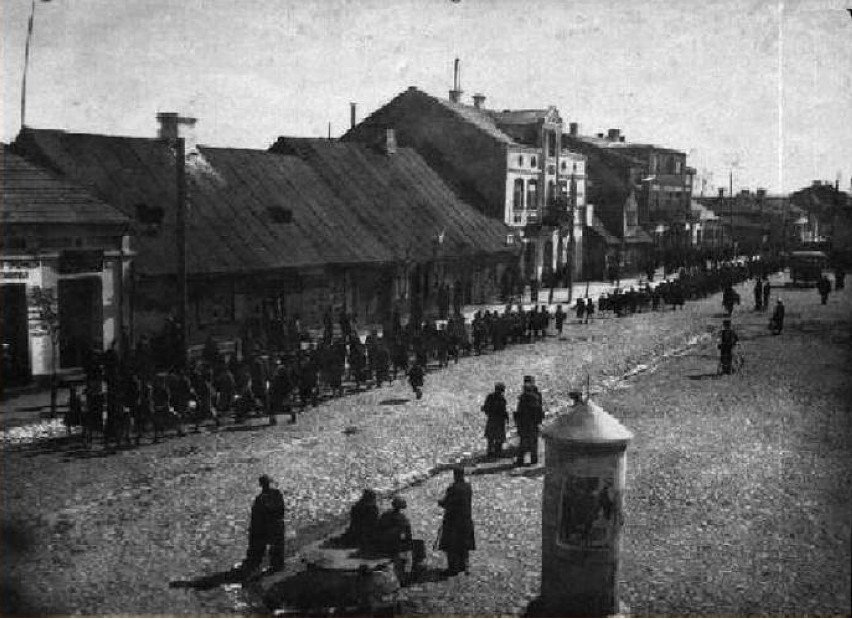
left=481, top=376, right=545, bottom=466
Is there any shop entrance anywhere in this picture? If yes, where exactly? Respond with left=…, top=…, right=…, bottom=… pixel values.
left=1, top=284, right=31, bottom=387
left=58, top=277, right=102, bottom=369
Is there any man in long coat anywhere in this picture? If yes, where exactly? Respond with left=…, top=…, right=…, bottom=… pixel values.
left=438, top=467, right=475, bottom=576
left=514, top=379, right=544, bottom=466
left=482, top=383, right=508, bottom=458
left=243, top=474, right=287, bottom=579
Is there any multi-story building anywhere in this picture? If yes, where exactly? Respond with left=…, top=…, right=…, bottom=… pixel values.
left=344, top=85, right=588, bottom=287
left=563, top=126, right=694, bottom=273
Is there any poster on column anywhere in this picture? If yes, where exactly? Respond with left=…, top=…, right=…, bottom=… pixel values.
left=557, top=457, right=620, bottom=551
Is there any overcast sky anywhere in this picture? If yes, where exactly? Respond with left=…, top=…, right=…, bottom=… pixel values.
left=2, top=0, right=850, bottom=194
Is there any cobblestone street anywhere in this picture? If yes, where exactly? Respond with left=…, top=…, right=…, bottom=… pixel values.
left=4, top=275, right=851, bottom=616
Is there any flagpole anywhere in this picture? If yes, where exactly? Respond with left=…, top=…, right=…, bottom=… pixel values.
left=20, top=0, right=37, bottom=130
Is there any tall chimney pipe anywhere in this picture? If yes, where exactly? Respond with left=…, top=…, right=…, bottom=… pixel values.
left=454, top=58, right=460, bottom=91
left=449, top=58, right=463, bottom=103
left=350, top=103, right=357, bottom=130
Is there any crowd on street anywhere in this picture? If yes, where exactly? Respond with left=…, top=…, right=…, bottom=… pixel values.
left=59, top=255, right=790, bottom=450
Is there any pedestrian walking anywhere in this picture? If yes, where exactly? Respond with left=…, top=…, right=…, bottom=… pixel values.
left=514, top=378, right=544, bottom=466
left=437, top=466, right=475, bottom=577
left=482, top=382, right=508, bottom=458
left=762, top=279, right=771, bottom=311
left=407, top=361, right=425, bottom=400
left=242, top=474, right=287, bottom=580
left=718, top=319, right=739, bottom=375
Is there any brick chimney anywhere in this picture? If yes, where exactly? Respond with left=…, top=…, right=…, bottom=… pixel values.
left=157, top=112, right=198, bottom=153
left=350, top=103, right=357, bottom=130
left=384, top=128, right=397, bottom=155
left=607, top=128, right=620, bottom=141
left=472, top=93, right=486, bottom=109
left=569, top=122, right=578, bottom=137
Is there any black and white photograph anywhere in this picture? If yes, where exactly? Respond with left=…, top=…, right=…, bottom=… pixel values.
left=2, top=0, right=851, bottom=616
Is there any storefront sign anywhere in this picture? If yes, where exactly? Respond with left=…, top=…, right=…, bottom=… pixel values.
left=58, top=250, right=103, bottom=274
left=1, top=271, right=29, bottom=280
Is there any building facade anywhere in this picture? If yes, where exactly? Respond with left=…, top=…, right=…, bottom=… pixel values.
left=2, top=146, right=131, bottom=385
left=344, top=86, right=588, bottom=287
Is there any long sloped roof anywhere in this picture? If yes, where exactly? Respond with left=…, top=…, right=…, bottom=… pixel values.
left=270, top=137, right=515, bottom=261
left=15, top=128, right=513, bottom=277
left=2, top=145, right=128, bottom=226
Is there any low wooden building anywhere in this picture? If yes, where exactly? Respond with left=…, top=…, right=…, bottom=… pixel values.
left=1, top=145, right=131, bottom=385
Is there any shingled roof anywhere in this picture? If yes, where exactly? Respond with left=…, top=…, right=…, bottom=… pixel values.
left=269, top=137, right=516, bottom=261
left=1, top=145, right=128, bottom=227
left=14, top=128, right=514, bottom=278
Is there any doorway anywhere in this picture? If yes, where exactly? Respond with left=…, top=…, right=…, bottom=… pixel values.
left=58, top=277, right=103, bottom=369
left=1, top=284, right=31, bottom=386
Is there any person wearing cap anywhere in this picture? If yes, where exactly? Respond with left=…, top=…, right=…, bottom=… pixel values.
left=438, top=467, right=475, bottom=577
left=514, top=378, right=544, bottom=466
left=377, top=496, right=413, bottom=582
left=718, top=319, right=739, bottom=375
left=242, top=474, right=287, bottom=579
left=482, top=383, right=508, bottom=458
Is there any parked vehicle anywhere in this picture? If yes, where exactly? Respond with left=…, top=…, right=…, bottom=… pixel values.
left=789, top=250, right=828, bottom=286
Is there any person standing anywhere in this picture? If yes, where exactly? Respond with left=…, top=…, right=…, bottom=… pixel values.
left=242, top=474, right=287, bottom=580
left=762, top=279, right=771, bottom=312
left=554, top=304, right=566, bottom=336
left=438, top=467, right=475, bottom=577
left=770, top=298, right=785, bottom=335
left=377, top=496, right=413, bottom=583
left=753, top=278, right=763, bottom=311
left=817, top=275, right=832, bottom=305
left=584, top=297, right=595, bottom=324
left=482, top=382, right=508, bottom=458
left=718, top=319, right=739, bottom=375
left=514, top=379, right=544, bottom=466
left=407, top=361, right=425, bottom=400
left=575, top=298, right=586, bottom=324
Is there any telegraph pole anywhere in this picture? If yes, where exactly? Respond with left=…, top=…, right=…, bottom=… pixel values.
left=175, top=136, right=188, bottom=367
left=729, top=170, right=734, bottom=259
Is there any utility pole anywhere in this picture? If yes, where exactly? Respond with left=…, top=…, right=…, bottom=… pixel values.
left=175, top=136, right=188, bottom=367
left=20, top=0, right=51, bottom=130
left=567, top=164, right=577, bottom=303
left=729, top=170, right=734, bottom=259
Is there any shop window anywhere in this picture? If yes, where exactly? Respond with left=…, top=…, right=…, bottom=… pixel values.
left=513, top=178, right=525, bottom=210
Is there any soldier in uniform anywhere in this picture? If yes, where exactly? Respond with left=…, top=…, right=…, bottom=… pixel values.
left=514, top=378, right=544, bottom=466
left=482, top=382, right=508, bottom=458
left=242, top=474, right=287, bottom=579
left=438, top=467, right=475, bottom=577
left=718, top=319, right=739, bottom=375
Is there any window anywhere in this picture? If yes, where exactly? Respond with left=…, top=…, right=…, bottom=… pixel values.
left=518, top=155, right=524, bottom=167
left=561, top=161, right=567, bottom=171
left=546, top=180, right=556, bottom=206
left=531, top=156, right=537, bottom=168
left=547, top=131, right=557, bottom=158
left=513, top=178, right=525, bottom=210
left=527, top=180, right=538, bottom=210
